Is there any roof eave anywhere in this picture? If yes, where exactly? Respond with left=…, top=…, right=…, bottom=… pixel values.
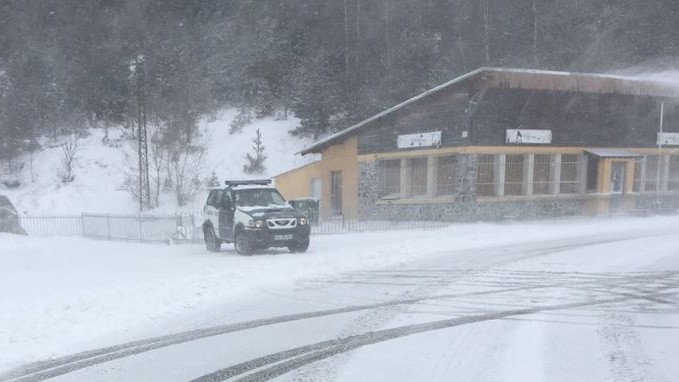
left=298, top=67, right=490, bottom=155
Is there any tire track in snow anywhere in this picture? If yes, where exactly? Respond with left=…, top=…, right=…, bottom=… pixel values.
left=598, top=312, right=672, bottom=382
left=0, top=283, right=562, bottom=382
left=0, top=234, right=664, bottom=382
left=190, top=289, right=679, bottom=382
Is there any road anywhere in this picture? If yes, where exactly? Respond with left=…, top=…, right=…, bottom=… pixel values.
left=2, top=232, right=678, bottom=382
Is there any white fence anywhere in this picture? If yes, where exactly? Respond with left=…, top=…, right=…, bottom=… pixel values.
left=19, top=213, right=448, bottom=243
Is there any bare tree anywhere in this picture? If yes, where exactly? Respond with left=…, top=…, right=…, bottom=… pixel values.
left=532, top=0, right=540, bottom=66
left=59, top=134, right=79, bottom=183
left=169, top=143, right=206, bottom=206
left=483, top=0, right=491, bottom=63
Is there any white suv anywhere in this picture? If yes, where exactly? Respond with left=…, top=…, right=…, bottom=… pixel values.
left=202, top=180, right=311, bottom=255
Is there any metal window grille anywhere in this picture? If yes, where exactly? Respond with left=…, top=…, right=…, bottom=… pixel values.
left=560, top=154, right=580, bottom=194
left=633, top=157, right=644, bottom=192
left=377, top=160, right=401, bottom=198
left=475, top=154, right=495, bottom=197
left=436, top=156, right=457, bottom=196
left=669, top=156, right=679, bottom=191
left=534, top=154, right=552, bottom=195
left=645, top=155, right=660, bottom=192
left=330, top=171, right=343, bottom=216
left=409, top=157, right=428, bottom=197
left=504, top=154, right=524, bottom=196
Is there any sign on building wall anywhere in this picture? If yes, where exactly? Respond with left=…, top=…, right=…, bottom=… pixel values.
left=505, top=129, right=552, bottom=144
left=657, top=132, right=679, bottom=146
left=397, top=131, right=442, bottom=149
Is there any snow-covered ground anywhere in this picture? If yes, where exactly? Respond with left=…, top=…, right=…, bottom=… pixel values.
left=1, top=110, right=315, bottom=214
left=1, top=215, right=678, bottom=377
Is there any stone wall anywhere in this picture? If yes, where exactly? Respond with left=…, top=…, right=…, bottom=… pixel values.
left=358, top=155, right=589, bottom=222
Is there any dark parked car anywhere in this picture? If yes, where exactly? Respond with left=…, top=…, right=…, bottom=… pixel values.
left=0, top=195, right=26, bottom=235
left=289, top=198, right=320, bottom=225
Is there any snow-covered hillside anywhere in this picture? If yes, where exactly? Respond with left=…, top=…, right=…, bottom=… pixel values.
left=1, top=110, right=316, bottom=214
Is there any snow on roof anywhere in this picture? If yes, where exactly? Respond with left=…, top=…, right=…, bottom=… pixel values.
left=299, top=67, right=679, bottom=155
left=297, top=68, right=484, bottom=155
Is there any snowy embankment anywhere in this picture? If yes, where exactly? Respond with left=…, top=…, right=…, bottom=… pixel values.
left=2, top=109, right=315, bottom=214
left=1, top=216, right=679, bottom=372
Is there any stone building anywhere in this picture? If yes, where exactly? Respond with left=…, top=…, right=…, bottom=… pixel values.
left=274, top=67, right=679, bottom=221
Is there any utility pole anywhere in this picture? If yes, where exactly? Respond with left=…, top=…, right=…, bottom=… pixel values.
left=135, top=56, right=151, bottom=212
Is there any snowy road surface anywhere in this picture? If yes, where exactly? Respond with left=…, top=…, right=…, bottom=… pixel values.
left=1, top=217, right=679, bottom=381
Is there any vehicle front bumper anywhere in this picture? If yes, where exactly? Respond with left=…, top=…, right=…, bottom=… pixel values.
left=242, top=224, right=311, bottom=248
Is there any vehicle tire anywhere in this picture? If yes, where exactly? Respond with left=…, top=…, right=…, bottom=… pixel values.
left=234, top=233, right=255, bottom=256
left=288, top=238, right=310, bottom=253
left=204, top=227, right=221, bottom=252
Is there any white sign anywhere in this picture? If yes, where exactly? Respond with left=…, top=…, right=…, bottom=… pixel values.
left=657, top=132, right=679, bottom=146
left=397, top=131, right=442, bottom=149
left=505, top=129, right=552, bottom=144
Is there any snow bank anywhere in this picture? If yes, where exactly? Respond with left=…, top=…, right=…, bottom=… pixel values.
left=1, top=110, right=315, bottom=214
left=1, top=215, right=678, bottom=371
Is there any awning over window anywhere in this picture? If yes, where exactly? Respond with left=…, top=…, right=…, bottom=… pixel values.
left=584, top=148, right=642, bottom=158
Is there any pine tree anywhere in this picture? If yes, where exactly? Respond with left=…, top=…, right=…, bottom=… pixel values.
left=243, top=128, right=267, bottom=175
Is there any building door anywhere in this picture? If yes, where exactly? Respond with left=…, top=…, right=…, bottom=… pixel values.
left=610, top=162, right=626, bottom=212
left=330, top=171, right=343, bottom=216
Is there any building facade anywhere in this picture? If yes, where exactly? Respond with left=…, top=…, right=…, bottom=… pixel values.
left=275, top=68, right=679, bottom=221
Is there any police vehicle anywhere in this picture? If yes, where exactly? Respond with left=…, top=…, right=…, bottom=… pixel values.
left=202, top=179, right=311, bottom=255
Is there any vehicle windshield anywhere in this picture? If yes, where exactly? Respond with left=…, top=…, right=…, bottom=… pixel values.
left=234, top=189, right=286, bottom=207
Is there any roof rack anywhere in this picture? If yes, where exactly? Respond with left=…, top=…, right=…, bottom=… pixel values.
left=224, top=179, right=272, bottom=187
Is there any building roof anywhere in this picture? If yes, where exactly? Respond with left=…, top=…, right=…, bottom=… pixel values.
left=299, top=67, right=679, bottom=155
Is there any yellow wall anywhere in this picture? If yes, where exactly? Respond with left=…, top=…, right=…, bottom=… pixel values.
left=592, top=158, right=637, bottom=214
left=319, top=136, right=359, bottom=219
left=273, top=136, right=359, bottom=219
left=358, top=145, right=585, bottom=161
left=274, top=161, right=322, bottom=201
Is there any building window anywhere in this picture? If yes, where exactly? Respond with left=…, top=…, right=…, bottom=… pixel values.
left=645, top=155, right=660, bottom=192
left=377, top=160, right=401, bottom=198
left=504, top=154, right=524, bottom=196
left=409, top=157, right=428, bottom=197
left=633, top=157, right=644, bottom=192
left=534, top=154, right=552, bottom=195
left=669, top=156, right=679, bottom=191
left=436, top=156, right=457, bottom=196
left=586, top=155, right=599, bottom=193
left=560, top=154, right=580, bottom=194
left=476, top=154, right=495, bottom=197
left=330, top=171, right=343, bottom=216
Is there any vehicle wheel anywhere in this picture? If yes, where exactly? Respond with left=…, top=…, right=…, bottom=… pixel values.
left=204, top=227, right=221, bottom=252
left=234, top=233, right=255, bottom=256
left=288, top=238, right=310, bottom=253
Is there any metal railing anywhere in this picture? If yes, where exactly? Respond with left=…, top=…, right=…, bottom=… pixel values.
left=19, top=212, right=448, bottom=243
left=307, top=213, right=447, bottom=235
left=21, top=213, right=202, bottom=243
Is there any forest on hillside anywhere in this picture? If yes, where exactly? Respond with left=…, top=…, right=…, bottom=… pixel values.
left=1, top=0, right=679, bottom=164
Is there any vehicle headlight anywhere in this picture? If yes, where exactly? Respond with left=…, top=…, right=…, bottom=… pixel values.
left=298, top=217, right=308, bottom=226
left=248, top=219, right=265, bottom=228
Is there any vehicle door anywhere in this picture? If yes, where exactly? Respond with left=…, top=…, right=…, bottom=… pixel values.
left=218, top=191, right=235, bottom=240
left=204, top=190, right=220, bottom=228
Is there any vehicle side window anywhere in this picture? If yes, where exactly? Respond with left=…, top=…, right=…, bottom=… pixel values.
left=220, top=192, right=231, bottom=207
left=207, top=190, right=217, bottom=206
